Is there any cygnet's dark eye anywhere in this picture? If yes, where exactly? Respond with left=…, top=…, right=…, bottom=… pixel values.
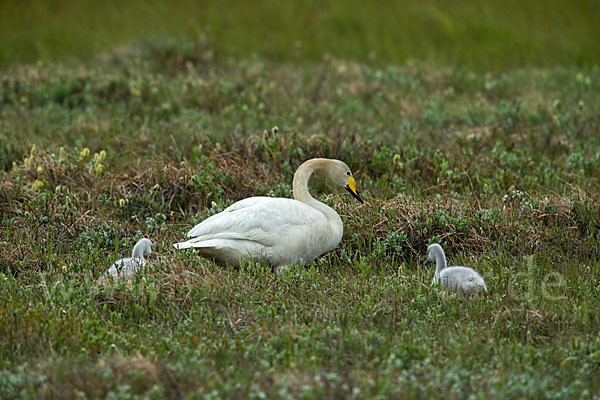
left=346, top=171, right=351, bottom=176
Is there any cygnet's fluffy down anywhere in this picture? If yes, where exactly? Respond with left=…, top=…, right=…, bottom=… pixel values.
left=427, top=243, right=487, bottom=294
left=107, top=238, right=152, bottom=279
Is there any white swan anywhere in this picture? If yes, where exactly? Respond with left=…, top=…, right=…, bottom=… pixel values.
left=106, top=238, right=153, bottom=279
left=427, top=243, right=487, bottom=294
left=173, top=158, right=364, bottom=272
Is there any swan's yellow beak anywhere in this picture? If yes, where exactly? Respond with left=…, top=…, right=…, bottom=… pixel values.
left=345, top=176, right=364, bottom=204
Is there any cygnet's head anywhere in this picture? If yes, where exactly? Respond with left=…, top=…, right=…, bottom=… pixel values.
left=427, top=243, right=444, bottom=262
left=324, top=159, right=364, bottom=204
left=132, top=238, right=153, bottom=259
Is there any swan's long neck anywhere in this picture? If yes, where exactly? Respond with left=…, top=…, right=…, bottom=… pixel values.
left=433, top=247, right=447, bottom=276
left=132, top=242, right=147, bottom=260
left=293, top=159, right=342, bottom=227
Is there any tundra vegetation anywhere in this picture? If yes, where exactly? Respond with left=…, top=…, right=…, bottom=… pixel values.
left=1, top=4, right=600, bottom=398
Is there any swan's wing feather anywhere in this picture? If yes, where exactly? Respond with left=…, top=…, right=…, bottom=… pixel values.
left=185, top=197, right=325, bottom=245
left=441, top=267, right=487, bottom=293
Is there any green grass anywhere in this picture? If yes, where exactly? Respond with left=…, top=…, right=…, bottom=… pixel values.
left=1, top=0, right=599, bottom=70
left=1, top=40, right=600, bottom=398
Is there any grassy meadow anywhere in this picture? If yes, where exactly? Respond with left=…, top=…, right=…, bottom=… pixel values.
left=1, top=0, right=599, bottom=70
left=2, top=1, right=600, bottom=399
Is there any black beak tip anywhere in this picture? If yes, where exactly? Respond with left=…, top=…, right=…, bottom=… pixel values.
left=346, top=186, right=365, bottom=204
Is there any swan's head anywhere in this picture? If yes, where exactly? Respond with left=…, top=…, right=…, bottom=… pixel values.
left=132, top=238, right=153, bottom=259
left=324, top=160, right=364, bottom=204
left=427, top=243, right=444, bottom=262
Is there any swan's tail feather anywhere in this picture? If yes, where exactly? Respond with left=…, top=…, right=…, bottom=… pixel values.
left=173, top=240, right=217, bottom=250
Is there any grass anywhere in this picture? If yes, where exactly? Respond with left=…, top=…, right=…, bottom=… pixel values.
left=1, top=39, right=600, bottom=398
left=1, top=0, right=600, bottom=70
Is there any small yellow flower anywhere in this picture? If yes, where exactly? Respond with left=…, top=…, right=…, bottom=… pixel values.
left=393, top=154, right=404, bottom=170
left=58, top=147, right=66, bottom=162
left=95, top=164, right=103, bottom=174
left=152, top=184, right=160, bottom=190
left=79, top=148, right=90, bottom=160
left=36, top=166, right=43, bottom=173
left=575, top=73, right=591, bottom=85
left=151, top=87, right=158, bottom=94
left=55, top=185, right=62, bottom=193
left=271, top=126, right=279, bottom=136
left=32, top=180, right=44, bottom=191
left=129, top=83, right=141, bottom=97
left=242, top=104, right=248, bottom=112
left=161, top=102, right=171, bottom=110
left=119, top=198, right=127, bottom=207
left=62, top=265, right=68, bottom=272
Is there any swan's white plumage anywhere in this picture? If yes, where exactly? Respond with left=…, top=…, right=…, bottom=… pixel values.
left=175, top=197, right=338, bottom=267
left=174, top=158, right=363, bottom=271
left=436, top=266, right=487, bottom=293
left=428, top=243, right=487, bottom=294
left=107, top=238, right=152, bottom=279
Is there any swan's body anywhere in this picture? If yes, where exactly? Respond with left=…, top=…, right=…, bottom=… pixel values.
left=174, top=158, right=364, bottom=272
left=107, top=238, right=152, bottom=279
left=175, top=197, right=341, bottom=267
left=427, top=243, right=487, bottom=294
